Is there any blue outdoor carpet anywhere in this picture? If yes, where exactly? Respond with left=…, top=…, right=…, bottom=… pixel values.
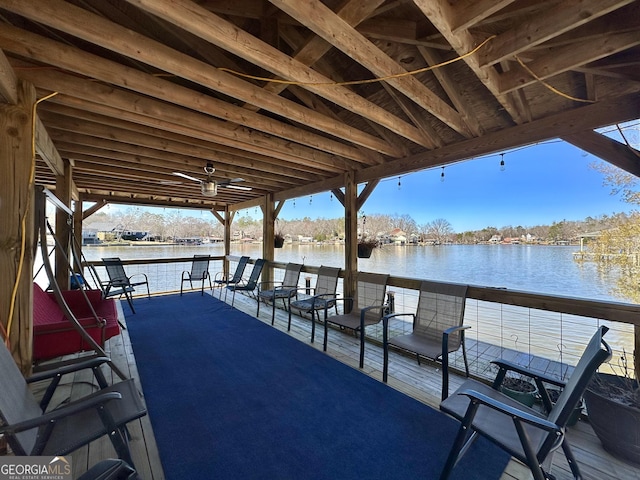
left=126, top=293, right=511, bottom=480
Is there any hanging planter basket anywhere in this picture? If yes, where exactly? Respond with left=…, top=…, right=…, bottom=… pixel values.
left=274, top=235, right=285, bottom=248
left=357, top=242, right=376, bottom=258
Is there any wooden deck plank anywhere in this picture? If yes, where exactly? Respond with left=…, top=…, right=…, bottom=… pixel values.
left=23, top=291, right=640, bottom=480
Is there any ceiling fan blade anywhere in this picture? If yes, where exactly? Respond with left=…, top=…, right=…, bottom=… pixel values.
left=218, top=178, right=252, bottom=191
left=223, top=184, right=252, bottom=191
left=218, top=177, right=244, bottom=185
left=173, top=172, right=202, bottom=183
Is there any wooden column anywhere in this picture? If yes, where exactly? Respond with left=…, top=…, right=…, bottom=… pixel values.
left=261, top=193, right=275, bottom=285
left=344, top=170, right=358, bottom=300
left=0, top=80, right=36, bottom=373
left=54, top=160, right=72, bottom=289
left=635, top=325, right=640, bottom=382
left=73, top=198, right=83, bottom=268
left=211, top=207, right=233, bottom=279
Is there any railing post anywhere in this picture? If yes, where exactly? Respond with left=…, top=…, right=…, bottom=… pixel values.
left=385, top=291, right=395, bottom=315
left=305, top=276, right=311, bottom=295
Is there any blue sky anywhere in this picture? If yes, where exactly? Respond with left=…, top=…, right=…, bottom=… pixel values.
left=271, top=125, right=638, bottom=232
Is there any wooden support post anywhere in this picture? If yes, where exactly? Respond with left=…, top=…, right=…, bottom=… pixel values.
left=210, top=207, right=231, bottom=279
left=54, top=160, right=72, bottom=289
left=0, top=80, right=36, bottom=373
left=262, top=193, right=275, bottom=286
left=344, top=170, right=357, bottom=300
left=635, top=324, right=640, bottom=382
left=73, top=198, right=83, bottom=273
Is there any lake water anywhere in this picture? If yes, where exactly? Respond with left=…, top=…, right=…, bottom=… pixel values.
left=80, top=243, right=627, bottom=303
left=58, top=242, right=634, bottom=372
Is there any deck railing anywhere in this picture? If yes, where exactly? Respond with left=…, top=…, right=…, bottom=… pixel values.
left=82, top=256, right=639, bottom=383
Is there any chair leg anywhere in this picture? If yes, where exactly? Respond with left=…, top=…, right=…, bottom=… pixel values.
left=96, top=406, right=136, bottom=468
left=271, top=297, right=276, bottom=326
left=441, top=352, right=450, bottom=402
left=285, top=297, right=292, bottom=331
left=514, top=420, right=550, bottom=480
left=359, top=326, right=366, bottom=369
left=323, top=317, right=329, bottom=352
left=440, top=400, right=482, bottom=480
left=310, top=309, right=317, bottom=343
left=382, top=319, right=389, bottom=383
left=439, top=422, right=477, bottom=480
left=461, top=332, right=470, bottom=377
left=123, top=291, right=136, bottom=314
left=561, top=441, right=583, bottom=479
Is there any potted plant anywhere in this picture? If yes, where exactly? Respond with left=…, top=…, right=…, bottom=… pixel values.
left=274, top=232, right=285, bottom=248
left=500, top=375, right=538, bottom=407
left=583, top=351, right=640, bottom=465
left=357, top=238, right=378, bottom=258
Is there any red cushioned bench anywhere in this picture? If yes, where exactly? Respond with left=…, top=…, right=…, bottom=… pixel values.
left=33, top=283, right=120, bottom=361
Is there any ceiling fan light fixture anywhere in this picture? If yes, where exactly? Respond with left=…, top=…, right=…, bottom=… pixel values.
left=201, top=181, right=218, bottom=197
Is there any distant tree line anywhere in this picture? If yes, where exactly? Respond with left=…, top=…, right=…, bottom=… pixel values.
left=87, top=208, right=632, bottom=245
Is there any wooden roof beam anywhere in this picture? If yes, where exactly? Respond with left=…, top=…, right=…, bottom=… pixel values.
left=479, top=0, right=634, bottom=67
left=412, top=0, right=525, bottom=125
left=64, top=151, right=297, bottom=190
left=416, top=46, right=483, bottom=137
left=0, top=49, right=17, bottom=104
left=247, top=90, right=640, bottom=209
left=80, top=193, right=224, bottom=211
left=357, top=91, right=640, bottom=183
left=39, top=101, right=339, bottom=177
left=380, top=83, right=442, bottom=149
left=124, top=0, right=423, bottom=151
left=248, top=0, right=386, bottom=110
left=0, top=2, right=394, bottom=158
left=82, top=200, right=107, bottom=220
left=270, top=0, right=473, bottom=138
left=13, top=60, right=358, bottom=168
left=0, top=50, right=64, bottom=175
left=499, top=29, right=640, bottom=94
left=39, top=108, right=342, bottom=177
left=563, top=130, right=640, bottom=178
left=450, top=0, right=516, bottom=34
left=34, top=116, right=64, bottom=177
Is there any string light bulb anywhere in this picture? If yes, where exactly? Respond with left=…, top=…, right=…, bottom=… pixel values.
left=397, top=176, right=402, bottom=190
left=440, top=167, right=445, bottom=182
left=309, top=195, right=312, bottom=205
left=500, top=153, right=506, bottom=172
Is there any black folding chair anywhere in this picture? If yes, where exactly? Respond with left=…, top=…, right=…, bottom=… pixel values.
left=214, top=256, right=250, bottom=299
left=439, top=326, right=611, bottom=480
left=102, top=257, right=150, bottom=314
left=227, top=259, right=266, bottom=307
left=180, top=255, right=212, bottom=296
left=0, top=341, right=146, bottom=466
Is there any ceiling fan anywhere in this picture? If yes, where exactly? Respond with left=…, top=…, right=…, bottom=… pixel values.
left=173, top=163, right=252, bottom=197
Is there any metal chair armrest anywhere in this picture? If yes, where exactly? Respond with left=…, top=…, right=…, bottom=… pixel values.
left=491, top=359, right=567, bottom=389
left=382, top=312, right=415, bottom=331
left=457, top=388, right=561, bottom=433
left=28, top=356, right=110, bottom=383
left=0, top=391, right=122, bottom=434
